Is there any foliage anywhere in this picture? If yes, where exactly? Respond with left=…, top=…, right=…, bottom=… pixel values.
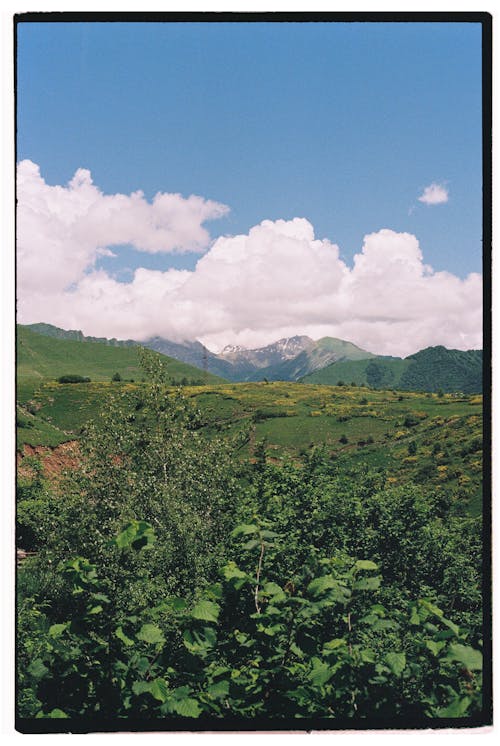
left=302, top=347, right=482, bottom=394
left=19, top=348, right=239, bottom=619
left=57, top=375, right=91, bottom=384
left=16, top=351, right=486, bottom=725
left=18, top=520, right=483, bottom=721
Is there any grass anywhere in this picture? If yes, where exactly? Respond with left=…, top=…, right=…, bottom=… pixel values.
left=16, top=376, right=483, bottom=517
left=17, top=325, right=224, bottom=388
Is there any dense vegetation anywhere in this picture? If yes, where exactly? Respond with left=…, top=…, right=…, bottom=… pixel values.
left=16, top=349, right=487, bottom=729
left=302, top=347, right=482, bottom=394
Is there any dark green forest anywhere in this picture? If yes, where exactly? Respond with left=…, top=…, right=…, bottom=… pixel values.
left=16, top=350, right=487, bottom=728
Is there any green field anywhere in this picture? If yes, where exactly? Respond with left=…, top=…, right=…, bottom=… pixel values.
left=17, top=325, right=224, bottom=396
left=16, top=378, right=483, bottom=516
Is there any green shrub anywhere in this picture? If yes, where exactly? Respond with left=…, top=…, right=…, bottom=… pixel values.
left=57, top=375, right=91, bottom=384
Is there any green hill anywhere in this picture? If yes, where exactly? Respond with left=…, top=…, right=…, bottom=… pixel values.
left=301, top=347, right=482, bottom=393
left=25, top=322, right=138, bottom=347
left=400, top=346, right=483, bottom=393
left=17, top=325, right=225, bottom=392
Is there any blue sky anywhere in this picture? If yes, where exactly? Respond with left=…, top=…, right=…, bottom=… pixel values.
left=16, top=19, right=484, bottom=354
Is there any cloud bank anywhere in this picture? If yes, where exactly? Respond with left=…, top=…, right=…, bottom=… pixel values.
left=17, top=163, right=481, bottom=358
left=418, top=182, right=449, bottom=205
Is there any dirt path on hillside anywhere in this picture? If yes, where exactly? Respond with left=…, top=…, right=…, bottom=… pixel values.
left=17, top=441, right=81, bottom=481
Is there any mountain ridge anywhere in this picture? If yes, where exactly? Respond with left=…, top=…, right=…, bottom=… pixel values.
left=22, top=323, right=482, bottom=392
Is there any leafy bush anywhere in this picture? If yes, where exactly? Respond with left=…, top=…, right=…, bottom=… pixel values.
left=18, top=520, right=483, bottom=721
left=57, top=375, right=91, bottom=384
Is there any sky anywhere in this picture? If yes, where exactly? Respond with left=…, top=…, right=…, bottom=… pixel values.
left=15, top=18, right=484, bottom=356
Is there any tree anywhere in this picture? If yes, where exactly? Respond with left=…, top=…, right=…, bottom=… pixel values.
left=112, top=372, right=122, bottom=382
left=22, top=348, right=239, bottom=615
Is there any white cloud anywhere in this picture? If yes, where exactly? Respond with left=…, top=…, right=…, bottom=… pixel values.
left=16, top=160, right=229, bottom=296
left=16, top=165, right=482, bottom=358
left=418, top=182, right=449, bottom=205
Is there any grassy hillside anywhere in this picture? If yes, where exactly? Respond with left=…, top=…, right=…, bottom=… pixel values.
left=16, top=377, right=483, bottom=516
left=400, top=346, right=483, bottom=393
left=17, top=325, right=224, bottom=390
left=302, top=357, right=410, bottom=387
left=301, top=347, right=482, bottom=393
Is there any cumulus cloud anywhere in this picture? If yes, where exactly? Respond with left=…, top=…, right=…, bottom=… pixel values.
left=16, top=160, right=229, bottom=296
left=418, top=182, right=449, bottom=205
left=16, top=165, right=481, bottom=358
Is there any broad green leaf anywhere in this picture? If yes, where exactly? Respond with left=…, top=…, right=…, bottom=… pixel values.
left=183, top=626, right=217, bottom=654
left=372, top=619, right=398, bottom=632
left=47, top=709, right=69, bottom=718
left=49, top=623, right=69, bottom=638
left=222, top=562, right=248, bottom=581
left=173, top=697, right=202, bottom=718
left=323, top=638, right=347, bottom=651
left=206, top=582, right=223, bottom=600
left=307, top=575, right=338, bottom=597
left=132, top=681, right=152, bottom=696
left=436, top=696, right=472, bottom=718
left=425, top=639, right=446, bottom=657
left=207, top=679, right=230, bottom=699
left=159, top=596, right=187, bottom=612
left=191, top=600, right=220, bottom=623
left=115, top=626, right=134, bottom=647
left=354, top=559, right=379, bottom=571
left=136, top=623, right=165, bottom=645
left=231, top=524, right=259, bottom=537
left=243, top=539, right=260, bottom=551
left=308, top=658, right=334, bottom=687
left=447, top=644, right=483, bottom=671
left=114, top=522, right=142, bottom=549
left=353, top=576, right=381, bottom=591
left=115, top=520, right=155, bottom=551
left=91, top=592, right=110, bottom=604
left=210, top=665, right=231, bottom=677
left=385, top=652, right=406, bottom=676
left=150, top=678, right=170, bottom=703
left=88, top=605, right=103, bottom=615
left=262, top=581, right=286, bottom=602
left=410, top=609, right=421, bottom=626
left=420, top=599, right=444, bottom=617
left=27, top=658, right=48, bottom=680
left=360, top=648, right=376, bottom=663
left=136, top=656, right=151, bottom=674
left=440, top=617, right=460, bottom=636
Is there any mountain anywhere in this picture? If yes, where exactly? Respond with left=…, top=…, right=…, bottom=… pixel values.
left=217, top=336, right=375, bottom=381
left=26, top=322, right=138, bottom=348
left=21, top=324, right=483, bottom=392
left=24, top=327, right=375, bottom=382
left=399, top=346, right=483, bottom=393
left=144, top=337, right=235, bottom=380
left=301, top=346, right=482, bottom=393
left=26, top=323, right=235, bottom=381
left=218, top=336, right=316, bottom=380
left=17, top=326, right=226, bottom=386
